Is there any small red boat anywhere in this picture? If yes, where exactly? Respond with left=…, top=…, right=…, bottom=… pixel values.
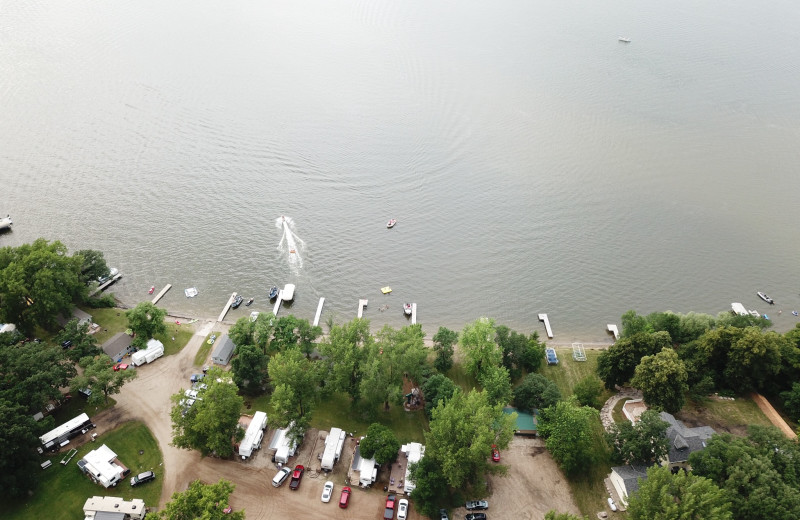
left=148, top=286, right=155, bottom=294
left=387, top=219, right=397, bottom=228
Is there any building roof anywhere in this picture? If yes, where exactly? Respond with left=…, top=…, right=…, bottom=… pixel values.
left=57, top=308, right=93, bottom=327
left=83, top=496, right=146, bottom=517
left=102, top=333, right=133, bottom=359
left=660, top=412, right=715, bottom=463
left=81, top=445, right=124, bottom=487
left=611, top=465, right=650, bottom=495
left=211, top=335, right=235, bottom=364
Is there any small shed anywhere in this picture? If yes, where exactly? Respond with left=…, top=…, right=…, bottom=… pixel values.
left=57, top=308, right=93, bottom=328
left=102, top=333, right=133, bottom=362
left=211, top=335, right=235, bottom=365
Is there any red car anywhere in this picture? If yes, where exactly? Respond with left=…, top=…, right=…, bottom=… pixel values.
left=289, top=465, right=305, bottom=490
left=113, top=363, right=129, bottom=371
left=339, top=486, right=351, bottom=508
left=491, top=444, right=500, bottom=462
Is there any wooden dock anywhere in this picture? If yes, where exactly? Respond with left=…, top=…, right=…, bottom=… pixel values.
left=217, top=292, right=237, bottom=322
left=151, top=284, right=172, bottom=305
left=411, top=303, right=417, bottom=325
left=89, top=273, right=122, bottom=297
left=358, top=299, right=368, bottom=318
left=538, top=313, right=553, bottom=339
left=313, top=297, right=325, bottom=326
left=607, top=324, right=620, bottom=341
left=272, top=291, right=283, bottom=316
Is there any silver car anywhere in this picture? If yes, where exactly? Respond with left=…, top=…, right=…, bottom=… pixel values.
left=321, top=481, right=334, bottom=502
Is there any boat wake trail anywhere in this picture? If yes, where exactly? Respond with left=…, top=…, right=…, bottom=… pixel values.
left=276, top=216, right=304, bottom=271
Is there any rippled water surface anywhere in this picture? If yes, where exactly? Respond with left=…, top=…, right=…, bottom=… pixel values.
left=2, top=0, right=800, bottom=341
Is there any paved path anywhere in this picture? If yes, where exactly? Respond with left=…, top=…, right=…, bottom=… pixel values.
left=750, top=392, right=797, bottom=439
left=599, top=388, right=642, bottom=431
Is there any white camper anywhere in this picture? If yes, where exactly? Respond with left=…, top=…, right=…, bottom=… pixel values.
left=269, top=422, right=301, bottom=464
left=321, top=427, right=346, bottom=471
left=131, top=339, right=164, bottom=366
left=239, top=411, right=268, bottom=460
left=351, top=445, right=377, bottom=487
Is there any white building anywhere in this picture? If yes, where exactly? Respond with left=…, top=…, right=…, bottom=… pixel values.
left=401, top=442, right=425, bottom=494
left=83, top=496, right=146, bottom=520
left=351, top=445, right=377, bottom=487
left=78, top=444, right=126, bottom=488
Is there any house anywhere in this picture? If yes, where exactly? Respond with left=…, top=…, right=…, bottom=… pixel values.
left=102, top=332, right=133, bottom=362
left=77, top=444, right=127, bottom=488
left=400, top=442, right=425, bottom=494
left=83, top=496, right=146, bottom=520
left=211, top=335, right=235, bottom=365
left=609, top=465, right=649, bottom=507
left=57, top=307, right=93, bottom=328
left=660, top=412, right=715, bottom=469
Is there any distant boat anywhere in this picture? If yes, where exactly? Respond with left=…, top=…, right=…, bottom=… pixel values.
left=268, top=286, right=279, bottom=300
left=387, top=219, right=397, bottom=229
left=757, top=291, right=774, bottom=305
left=0, top=215, right=12, bottom=231
left=245, top=297, right=254, bottom=307
left=403, top=303, right=412, bottom=316
left=618, top=37, right=631, bottom=42
left=148, top=286, right=155, bottom=294
left=231, top=295, right=244, bottom=309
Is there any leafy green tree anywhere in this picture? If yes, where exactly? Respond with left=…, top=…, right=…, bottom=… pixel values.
left=0, top=239, right=86, bottom=334
left=125, top=302, right=167, bottom=349
left=170, top=368, right=245, bottom=457
left=432, top=326, right=457, bottom=373
left=268, top=348, right=320, bottom=421
left=630, top=348, right=688, bottom=413
left=723, top=327, right=783, bottom=392
left=359, top=423, right=401, bottom=465
left=596, top=331, right=672, bottom=389
left=74, top=249, right=109, bottom=285
left=297, top=318, right=322, bottom=358
left=425, top=389, right=515, bottom=489
left=227, top=316, right=257, bottom=351
left=55, top=318, right=102, bottom=362
left=230, top=344, right=269, bottom=395
left=513, top=373, right=561, bottom=412
left=460, top=317, right=502, bottom=380
left=496, top=326, right=545, bottom=379
left=71, top=355, right=138, bottom=405
left=0, top=399, right=41, bottom=497
left=153, top=479, right=244, bottom=520
left=544, top=512, right=587, bottom=520
left=407, top=456, right=450, bottom=517
left=627, top=465, right=731, bottom=520
left=422, top=373, right=458, bottom=419
left=621, top=310, right=653, bottom=338
left=572, top=375, right=604, bottom=409
left=318, top=318, right=372, bottom=401
left=0, top=338, right=76, bottom=414
left=538, top=397, right=601, bottom=476
left=781, top=382, right=800, bottom=422
left=479, top=364, right=512, bottom=407
left=271, top=315, right=300, bottom=352
left=606, top=409, right=669, bottom=465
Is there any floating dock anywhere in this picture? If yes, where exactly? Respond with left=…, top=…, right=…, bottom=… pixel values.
left=313, top=297, right=325, bottom=326
left=89, top=273, right=122, bottom=297
left=411, top=303, right=417, bottom=325
left=151, top=284, right=172, bottom=305
left=731, top=302, right=748, bottom=316
left=217, top=292, right=237, bottom=322
left=607, top=324, right=619, bottom=341
left=358, top=299, right=368, bottom=318
left=538, top=313, right=553, bottom=339
left=272, top=291, right=283, bottom=316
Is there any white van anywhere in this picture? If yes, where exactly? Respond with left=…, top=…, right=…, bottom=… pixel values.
left=272, top=467, right=291, bottom=487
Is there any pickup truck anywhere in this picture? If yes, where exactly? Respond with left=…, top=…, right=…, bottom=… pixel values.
left=383, top=493, right=397, bottom=519
left=289, top=465, right=305, bottom=490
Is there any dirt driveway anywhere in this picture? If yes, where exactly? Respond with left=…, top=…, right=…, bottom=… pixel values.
left=91, top=320, right=578, bottom=520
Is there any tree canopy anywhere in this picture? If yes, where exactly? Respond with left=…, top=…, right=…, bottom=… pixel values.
left=230, top=343, right=269, bottom=395
left=630, top=348, right=688, bottom=413
left=479, top=364, right=512, bottom=407
left=125, top=302, right=167, bottom=349
left=71, top=355, right=138, bottom=405
left=421, top=373, right=458, bottom=419
left=55, top=318, right=102, bottom=362
left=74, top=249, right=110, bottom=285
left=432, top=326, right=457, bottom=373
left=460, top=317, right=502, bottom=380
left=153, top=479, right=244, bottom=520
left=538, top=397, right=602, bottom=476
left=268, top=347, right=320, bottom=425
left=495, top=325, right=545, bottom=380
left=627, top=465, right=731, bottom=520
left=572, top=375, right=604, bottom=409
left=596, top=331, right=671, bottom=389
left=359, top=423, right=401, bottom=466
left=318, top=319, right=373, bottom=402
left=0, top=398, right=41, bottom=498
left=513, top=373, right=561, bottom=413
left=606, top=409, right=669, bottom=465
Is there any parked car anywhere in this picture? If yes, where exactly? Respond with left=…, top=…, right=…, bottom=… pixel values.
left=190, top=373, right=204, bottom=383
left=321, top=481, right=334, bottom=502
left=113, top=363, right=129, bottom=371
left=130, top=471, right=156, bottom=487
left=465, top=500, right=489, bottom=511
left=61, top=340, right=72, bottom=349
left=339, top=486, right=351, bottom=508
left=439, top=509, right=450, bottom=520
left=491, top=444, right=500, bottom=462
left=384, top=494, right=397, bottom=520
left=272, top=466, right=292, bottom=487
left=78, top=388, right=92, bottom=399
left=398, top=498, right=409, bottom=520
left=465, top=514, right=487, bottom=520
left=289, top=464, right=305, bottom=490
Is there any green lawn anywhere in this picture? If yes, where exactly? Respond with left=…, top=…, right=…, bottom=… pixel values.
left=1, top=421, right=163, bottom=520
left=541, top=347, right=613, bottom=404
left=612, top=398, right=630, bottom=424
left=154, top=321, right=193, bottom=357
left=445, top=362, right=480, bottom=393
left=83, top=307, right=129, bottom=345
left=194, top=331, right=221, bottom=366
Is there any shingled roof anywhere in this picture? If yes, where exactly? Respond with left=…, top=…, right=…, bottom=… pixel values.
left=660, top=411, right=715, bottom=464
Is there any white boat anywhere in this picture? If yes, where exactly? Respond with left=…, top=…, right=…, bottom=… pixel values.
left=0, top=215, right=12, bottom=231
left=618, top=37, right=631, bottom=42
left=757, top=291, right=774, bottom=305
left=282, top=284, right=295, bottom=301
left=387, top=219, right=397, bottom=228
left=403, top=303, right=412, bottom=316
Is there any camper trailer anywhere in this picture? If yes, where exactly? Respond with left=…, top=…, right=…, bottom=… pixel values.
left=239, top=411, right=268, bottom=460
left=351, top=445, right=377, bottom=487
left=320, top=427, right=346, bottom=471
left=39, top=413, right=94, bottom=452
left=269, top=422, right=301, bottom=464
left=131, top=339, right=164, bottom=366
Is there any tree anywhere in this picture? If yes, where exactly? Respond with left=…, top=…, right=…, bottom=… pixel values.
left=631, top=348, right=688, bottom=413
left=621, top=310, right=653, bottom=338
left=496, top=326, right=545, bottom=380
left=55, top=318, right=102, bottom=362
left=479, top=364, right=512, bottom=407
left=0, top=337, right=76, bottom=414
left=407, top=456, right=449, bottom=517
left=538, top=397, right=601, bottom=476
left=432, top=326, right=457, bottom=373
left=0, top=239, right=86, bottom=334
left=627, top=465, right=731, bottom=520
left=359, top=423, right=401, bottom=465
left=421, top=373, right=457, bottom=419
left=230, top=343, right=269, bottom=395
left=572, top=375, right=604, bottom=409
left=596, top=331, right=672, bottom=389
left=71, top=355, right=138, bottom=405
left=460, top=317, right=502, bottom=380
left=268, top=348, right=320, bottom=423
left=606, top=409, right=669, bottom=465
left=425, top=389, right=515, bottom=489
left=781, top=382, right=800, bottom=422
left=153, top=479, right=244, bottom=520
left=74, top=249, right=109, bottom=285
left=513, top=373, right=561, bottom=413
left=125, top=302, right=167, bottom=349
left=318, top=319, right=372, bottom=401
left=297, top=318, right=322, bottom=358
left=170, top=368, right=244, bottom=457
left=0, top=399, right=41, bottom=498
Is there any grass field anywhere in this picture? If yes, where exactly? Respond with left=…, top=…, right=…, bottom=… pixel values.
left=541, top=347, right=614, bottom=404
left=79, top=307, right=192, bottom=357
left=1, top=421, right=163, bottom=520
left=194, top=331, right=220, bottom=366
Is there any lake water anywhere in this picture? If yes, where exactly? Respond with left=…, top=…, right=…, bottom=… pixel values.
left=2, top=0, right=800, bottom=342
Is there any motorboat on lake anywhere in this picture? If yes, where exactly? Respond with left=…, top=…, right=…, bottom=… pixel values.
left=387, top=219, right=397, bottom=228
left=403, top=303, right=412, bottom=316
left=282, top=284, right=296, bottom=301
left=231, top=295, right=244, bottom=309
left=618, top=37, right=631, bottom=42
left=148, top=286, right=155, bottom=294
left=757, top=291, right=774, bottom=305
left=0, top=215, right=12, bottom=231
left=268, top=286, right=279, bottom=300
left=245, top=297, right=254, bottom=307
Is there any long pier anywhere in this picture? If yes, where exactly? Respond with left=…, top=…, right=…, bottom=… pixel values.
left=313, top=297, right=325, bottom=326
left=89, top=273, right=122, bottom=297
left=411, top=303, right=417, bottom=325
left=358, top=299, right=368, bottom=318
left=607, top=324, right=620, bottom=341
left=538, top=313, right=553, bottom=339
left=217, top=292, right=237, bottom=322
left=272, top=291, right=283, bottom=316
left=151, top=284, right=172, bottom=305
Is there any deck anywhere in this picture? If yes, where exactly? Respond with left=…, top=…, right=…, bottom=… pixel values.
left=607, top=324, right=620, bottom=341
left=538, top=313, right=553, bottom=339
left=89, top=273, right=122, bottom=297
left=217, top=292, right=237, bottom=322
left=313, top=297, right=325, bottom=326
left=151, top=284, right=172, bottom=305
left=272, top=291, right=283, bottom=316
left=411, top=303, right=417, bottom=325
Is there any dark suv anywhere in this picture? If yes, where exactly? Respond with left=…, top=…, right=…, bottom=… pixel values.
left=465, top=514, right=487, bottom=520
